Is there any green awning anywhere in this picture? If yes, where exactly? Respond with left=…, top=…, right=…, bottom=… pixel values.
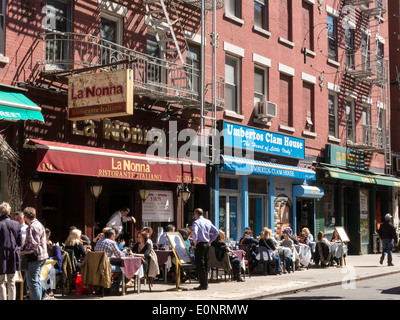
left=0, top=91, right=44, bottom=122
left=374, top=175, right=400, bottom=187
left=322, top=166, right=400, bottom=187
left=323, top=166, right=376, bottom=184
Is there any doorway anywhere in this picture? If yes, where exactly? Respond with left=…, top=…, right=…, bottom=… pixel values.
left=219, top=195, right=239, bottom=241
left=249, top=196, right=265, bottom=238
left=296, top=199, right=314, bottom=236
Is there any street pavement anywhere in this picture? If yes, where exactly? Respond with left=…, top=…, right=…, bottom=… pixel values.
left=56, top=252, right=400, bottom=301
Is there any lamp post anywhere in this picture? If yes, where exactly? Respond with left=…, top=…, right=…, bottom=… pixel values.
left=90, top=183, right=103, bottom=200
left=139, top=185, right=150, bottom=203
left=29, top=174, right=43, bottom=198
left=179, top=184, right=191, bottom=203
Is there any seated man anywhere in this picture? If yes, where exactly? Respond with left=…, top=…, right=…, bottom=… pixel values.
left=94, top=229, right=124, bottom=291
left=158, top=224, right=175, bottom=246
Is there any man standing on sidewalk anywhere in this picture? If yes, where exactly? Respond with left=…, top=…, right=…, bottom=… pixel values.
left=192, top=208, right=218, bottom=290
left=378, top=213, right=398, bottom=266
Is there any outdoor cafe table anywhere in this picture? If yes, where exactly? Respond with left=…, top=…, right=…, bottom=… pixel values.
left=110, top=256, right=143, bottom=295
left=155, top=250, right=173, bottom=283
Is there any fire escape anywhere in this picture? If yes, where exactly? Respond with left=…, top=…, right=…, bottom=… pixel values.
left=38, top=0, right=224, bottom=164
left=344, top=0, right=391, bottom=173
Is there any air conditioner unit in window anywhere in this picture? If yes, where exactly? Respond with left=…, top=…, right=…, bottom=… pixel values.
left=257, top=101, right=277, bottom=120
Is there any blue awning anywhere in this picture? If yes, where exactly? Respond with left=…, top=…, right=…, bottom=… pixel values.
left=293, top=185, right=324, bottom=199
left=220, top=155, right=316, bottom=180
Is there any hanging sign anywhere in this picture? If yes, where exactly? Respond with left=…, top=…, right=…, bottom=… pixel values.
left=223, top=122, right=305, bottom=159
left=68, top=69, right=134, bottom=120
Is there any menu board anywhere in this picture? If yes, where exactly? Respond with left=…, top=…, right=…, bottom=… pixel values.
left=167, top=232, right=192, bottom=265
left=142, top=190, right=174, bottom=222
left=335, top=227, right=350, bottom=242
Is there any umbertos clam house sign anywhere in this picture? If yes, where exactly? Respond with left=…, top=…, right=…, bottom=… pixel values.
left=68, top=69, right=134, bottom=120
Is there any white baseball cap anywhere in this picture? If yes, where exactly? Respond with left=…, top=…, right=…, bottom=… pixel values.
left=385, top=213, right=392, bottom=220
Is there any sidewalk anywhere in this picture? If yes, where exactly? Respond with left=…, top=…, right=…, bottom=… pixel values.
left=57, top=252, right=400, bottom=301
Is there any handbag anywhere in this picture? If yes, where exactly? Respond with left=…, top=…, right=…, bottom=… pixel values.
left=227, top=251, right=238, bottom=260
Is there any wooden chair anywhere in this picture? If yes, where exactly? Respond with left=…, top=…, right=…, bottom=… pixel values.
left=238, top=244, right=252, bottom=278
left=80, top=251, right=113, bottom=297
left=207, top=246, right=232, bottom=282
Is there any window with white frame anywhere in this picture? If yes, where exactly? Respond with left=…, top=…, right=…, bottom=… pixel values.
left=361, top=33, right=370, bottom=72
left=225, top=56, right=240, bottom=113
left=327, top=14, right=337, bottom=61
left=45, top=0, right=72, bottom=68
left=345, top=27, right=355, bottom=69
left=254, top=0, right=268, bottom=30
left=254, top=66, right=267, bottom=104
left=186, top=43, right=201, bottom=98
left=328, top=92, right=338, bottom=137
left=346, top=99, right=355, bottom=142
left=100, top=12, right=123, bottom=66
left=362, top=106, right=371, bottom=145
left=226, top=0, right=241, bottom=19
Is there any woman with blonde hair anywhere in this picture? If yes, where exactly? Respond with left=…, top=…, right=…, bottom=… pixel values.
left=64, top=228, right=86, bottom=271
left=302, top=227, right=314, bottom=242
left=258, top=228, right=282, bottom=275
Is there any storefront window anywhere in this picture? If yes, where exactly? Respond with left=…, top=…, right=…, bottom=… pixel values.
left=324, top=185, right=338, bottom=239
left=220, top=177, right=239, bottom=190
left=248, top=177, right=267, bottom=194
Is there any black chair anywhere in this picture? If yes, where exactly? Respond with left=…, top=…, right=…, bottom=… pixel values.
left=65, top=249, right=78, bottom=294
left=55, top=251, right=68, bottom=296
left=314, top=242, right=331, bottom=267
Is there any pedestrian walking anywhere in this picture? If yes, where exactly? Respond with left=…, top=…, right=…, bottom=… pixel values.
left=378, top=213, right=398, bottom=266
left=0, top=202, right=22, bottom=300
left=191, top=208, right=219, bottom=290
left=20, top=207, right=48, bottom=300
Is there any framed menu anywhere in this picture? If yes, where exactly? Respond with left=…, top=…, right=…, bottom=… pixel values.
left=335, top=227, right=350, bottom=242
left=142, top=190, right=174, bottom=222
left=167, top=232, right=192, bottom=266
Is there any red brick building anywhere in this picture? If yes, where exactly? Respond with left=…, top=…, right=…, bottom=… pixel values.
left=0, top=0, right=396, bottom=254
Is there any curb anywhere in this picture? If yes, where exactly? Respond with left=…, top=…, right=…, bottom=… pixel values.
left=243, top=269, right=400, bottom=300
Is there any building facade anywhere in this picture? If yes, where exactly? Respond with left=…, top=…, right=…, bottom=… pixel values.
left=211, top=0, right=397, bottom=254
left=0, top=0, right=397, bottom=254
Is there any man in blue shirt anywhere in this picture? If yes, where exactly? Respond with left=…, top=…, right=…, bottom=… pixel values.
left=192, top=208, right=218, bottom=290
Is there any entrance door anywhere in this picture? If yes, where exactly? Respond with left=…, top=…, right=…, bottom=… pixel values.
left=296, top=199, right=314, bottom=236
left=249, top=196, right=264, bottom=238
left=219, top=195, right=239, bottom=241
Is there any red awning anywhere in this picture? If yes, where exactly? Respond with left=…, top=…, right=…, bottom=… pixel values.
left=27, top=139, right=206, bottom=185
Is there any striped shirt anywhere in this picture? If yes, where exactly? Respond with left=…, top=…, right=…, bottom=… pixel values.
left=24, top=219, right=48, bottom=261
left=94, top=238, right=122, bottom=260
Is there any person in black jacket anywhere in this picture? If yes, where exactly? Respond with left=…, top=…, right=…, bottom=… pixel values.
left=378, top=213, right=398, bottom=266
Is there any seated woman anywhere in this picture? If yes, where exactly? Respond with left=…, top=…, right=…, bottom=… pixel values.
left=302, top=227, right=314, bottom=243
left=278, top=230, right=294, bottom=273
left=212, top=230, right=244, bottom=282
left=130, top=231, right=152, bottom=274
left=258, top=228, right=282, bottom=275
left=239, top=229, right=259, bottom=269
left=314, top=231, right=331, bottom=267
left=64, top=228, right=87, bottom=271
left=331, top=229, right=340, bottom=242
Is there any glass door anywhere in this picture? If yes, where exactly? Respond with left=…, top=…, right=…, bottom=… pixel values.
left=219, top=195, right=239, bottom=241
left=249, top=196, right=265, bottom=238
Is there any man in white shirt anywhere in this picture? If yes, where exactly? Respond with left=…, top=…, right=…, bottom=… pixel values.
left=14, top=211, right=28, bottom=247
left=106, top=207, right=135, bottom=235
